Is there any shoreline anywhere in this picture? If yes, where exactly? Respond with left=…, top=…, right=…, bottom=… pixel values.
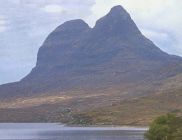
left=0, top=123, right=148, bottom=131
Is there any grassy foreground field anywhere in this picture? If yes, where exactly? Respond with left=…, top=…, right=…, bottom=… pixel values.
left=0, top=87, right=181, bottom=126
left=0, top=74, right=181, bottom=126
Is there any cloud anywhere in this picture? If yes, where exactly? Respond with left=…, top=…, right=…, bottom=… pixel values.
left=141, top=29, right=175, bottom=53
left=42, top=4, right=64, bottom=14
left=0, top=16, right=6, bottom=25
left=0, top=26, right=6, bottom=32
left=0, top=15, right=7, bottom=32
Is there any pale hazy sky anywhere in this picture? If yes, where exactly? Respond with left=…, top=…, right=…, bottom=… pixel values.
left=0, top=0, right=182, bottom=84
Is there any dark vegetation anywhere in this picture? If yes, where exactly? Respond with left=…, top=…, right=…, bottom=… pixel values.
left=145, top=114, right=182, bottom=140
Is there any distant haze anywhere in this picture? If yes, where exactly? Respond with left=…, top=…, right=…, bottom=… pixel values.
left=0, top=0, right=182, bottom=85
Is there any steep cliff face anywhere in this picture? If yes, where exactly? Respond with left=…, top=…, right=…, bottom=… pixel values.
left=0, top=5, right=182, bottom=99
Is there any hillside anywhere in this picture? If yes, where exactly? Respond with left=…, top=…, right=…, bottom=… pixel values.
left=0, top=5, right=181, bottom=125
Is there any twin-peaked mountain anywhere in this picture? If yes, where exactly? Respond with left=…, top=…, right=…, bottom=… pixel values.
left=0, top=5, right=182, bottom=99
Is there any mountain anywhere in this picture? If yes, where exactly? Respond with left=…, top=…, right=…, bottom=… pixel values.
left=0, top=5, right=182, bottom=125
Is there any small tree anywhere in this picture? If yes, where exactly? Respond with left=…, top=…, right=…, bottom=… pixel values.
left=145, top=114, right=182, bottom=140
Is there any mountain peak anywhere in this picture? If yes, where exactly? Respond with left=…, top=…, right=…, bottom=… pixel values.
left=109, top=5, right=130, bottom=19
left=55, top=19, right=90, bottom=32
left=42, top=19, right=90, bottom=47
left=111, top=5, right=125, bottom=10
left=93, top=5, right=140, bottom=37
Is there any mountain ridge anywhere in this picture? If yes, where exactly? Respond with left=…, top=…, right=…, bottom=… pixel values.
left=0, top=5, right=182, bottom=99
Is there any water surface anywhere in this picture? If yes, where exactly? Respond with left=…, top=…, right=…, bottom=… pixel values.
left=0, top=123, right=147, bottom=140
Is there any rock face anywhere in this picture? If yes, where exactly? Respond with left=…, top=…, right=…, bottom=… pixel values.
left=0, top=5, right=182, bottom=98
